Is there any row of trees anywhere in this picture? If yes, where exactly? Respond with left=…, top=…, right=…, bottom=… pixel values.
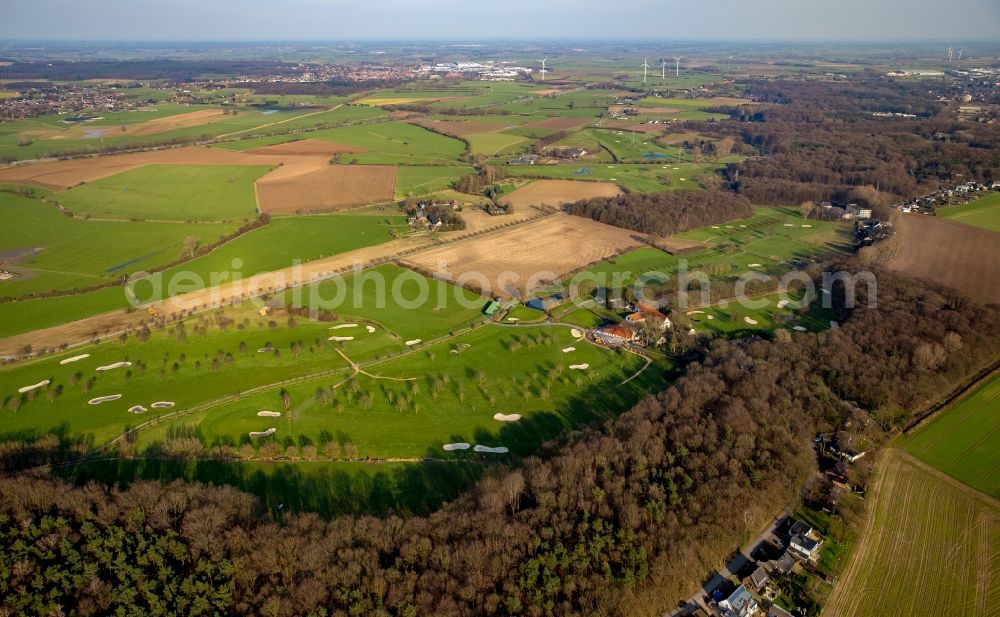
left=3, top=264, right=999, bottom=616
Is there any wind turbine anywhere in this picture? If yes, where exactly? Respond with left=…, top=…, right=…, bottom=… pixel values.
left=947, top=46, right=954, bottom=62
left=958, top=49, right=964, bottom=61
left=538, top=58, right=548, bottom=81
left=673, top=56, right=684, bottom=77
left=641, top=57, right=650, bottom=84
left=661, top=59, right=668, bottom=80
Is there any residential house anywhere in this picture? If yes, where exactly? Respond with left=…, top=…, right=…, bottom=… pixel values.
left=746, top=566, right=769, bottom=592
left=789, top=534, right=823, bottom=562
left=846, top=203, right=873, bottom=220
left=719, top=584, right=758, bottom=617
left=774, top=550, right=796, bottom=575
left=788, top=520, right=813, bottom=539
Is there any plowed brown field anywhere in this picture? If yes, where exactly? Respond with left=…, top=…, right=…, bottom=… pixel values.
left=401, top=214, right=641, bottom=297
left=255, top=165, right=397, bottom=214
left=888, top=215, right=1000, bottom=305
left=502, top=179, right=623, bottom=208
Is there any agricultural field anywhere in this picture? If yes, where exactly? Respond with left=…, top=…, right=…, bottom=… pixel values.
left=889, top=215, right=1000, bottom=305
left=53, top=164, right=271, bottom=221
left=255, top=164, right=397, bottom=213
left=0, top=105, right=319, bottom=161
left=395, top=165, right=474, bottom=197
left=901, top=371, right=1000, bottom=498
left=0, top=191, right=238, bottom=296
left=938, top=192, right=1000, bottom=233
left=824, top=450, right=1000, bottom=617
left=292, top=122, right=467, bottom=165
left=401, top=214, right=641, bottom=298
left=501, top=179, right=623, bottom=208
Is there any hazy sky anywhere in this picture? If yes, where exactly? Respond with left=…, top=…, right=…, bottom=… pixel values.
left=2, top=0, right=999, bottom=41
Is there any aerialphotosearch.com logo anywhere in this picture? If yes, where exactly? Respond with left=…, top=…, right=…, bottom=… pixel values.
left=124, top=258, right=879, bottom=318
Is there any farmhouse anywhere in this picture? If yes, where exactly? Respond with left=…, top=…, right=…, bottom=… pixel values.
left=718, top=584, right=758, bottom=617
left=507, top=154, right=539, bottom=165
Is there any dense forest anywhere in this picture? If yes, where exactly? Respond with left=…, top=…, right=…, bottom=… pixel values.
left=564, top=190, right=753, bottom=236
left=3, top=266, right=998, bottom=616
left=692, top=79, right=1000, bottom=209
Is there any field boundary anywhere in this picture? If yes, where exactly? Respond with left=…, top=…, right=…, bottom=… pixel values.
left=902, top=357, right=1000, bottom=435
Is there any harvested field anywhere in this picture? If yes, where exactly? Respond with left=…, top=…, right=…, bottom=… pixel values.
left=255, top=165, right=396, bottom=214
left=401, top=214, right=641, bottom=297
left=824, top=450, right=1000, bottom=617
left=888, top=215, right=1000, bottom=305
left=246, top=138, right=366, bottom=157
left=502, top=179, right=623, bottom=208
left=523, top=117, right=595, bottom=131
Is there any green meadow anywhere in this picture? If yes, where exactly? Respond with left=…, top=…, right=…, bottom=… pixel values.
left=901, top=371, right=1000, bottom=498
left=395, top=165, right=474, bottom=197
left=0, top=191, right=236, bottom=296
left=54, top=164, right=271, bottom=221
left=938, top=192, right=1000, bottom=233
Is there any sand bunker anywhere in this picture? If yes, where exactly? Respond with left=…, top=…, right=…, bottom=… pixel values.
left=707, top=315, right=715, bottom=320
left=777, top=299, right=791, bottom=308
left=151, top=401, right=175, bottom=409
left=749, top=263, right=763, bottom=268
left=507, top=317, right=520, bottom=322
left=784, top=223, right=795, bottom=227
left=712, top=226, right=721, bottom=229
left=562, top=347, right=576, bottom=353
left=18, top=380, right=51, bottom=394
left=96, top=361, right=131, bottom=372
left=128, top=405, right=147, bottom=414
left=59, top=354, right=90, bottom=365
left=570, top=364, right=590, bottom=370
left=793, top=326, right=808, bottom=332
left=570, top=329, right=583, bottom=338
left=405, top=339, right=422, bottom=346
left=88, top=395, right=122, bottom=405
left=249, top=428, right=277, bottom=438
left=686, top=310, right=705, bottom=315
left=366, top=325, right=376, bottom=333
left=744, top=317, right=759, bottom=325
left=443, top=443, right=470, bottom=451
left=474, top=445, right=509, bottom=454
left=801, top=224, right=812, bottom=228
left=329, top=324, right=358, bottom=330
left=257, top=347, right=274, bottom=353
left=328, top=336, right=354, bottom=342
left=257, top=411, right=282, bottom=417
left=493, top=413, right=522, bottom=422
